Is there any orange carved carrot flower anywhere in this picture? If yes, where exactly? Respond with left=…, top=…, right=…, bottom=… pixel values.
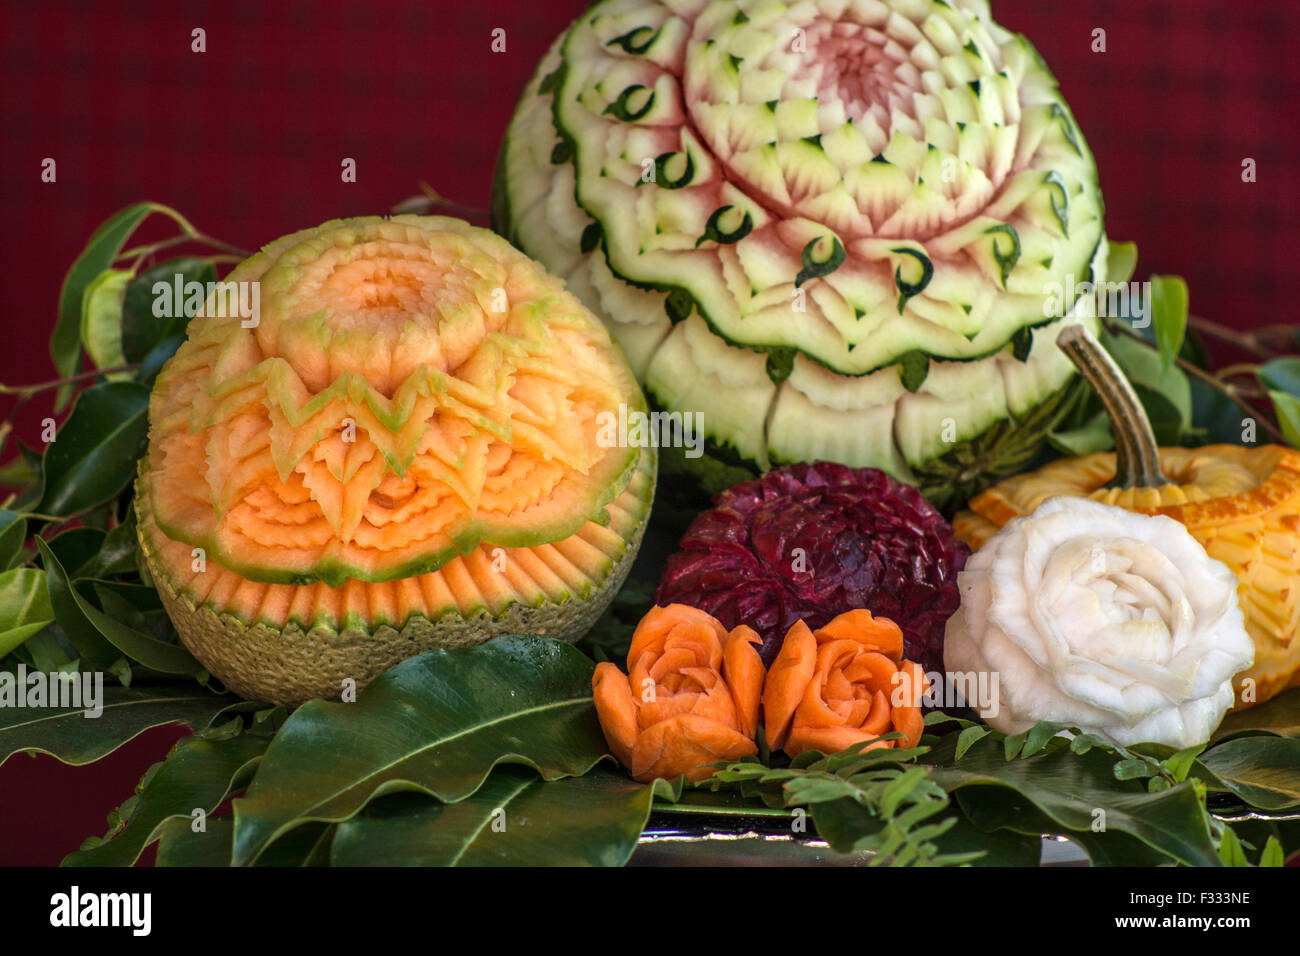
left=592, top=604, right=764, bottom=782
left=763, top=609, right=928, bottom=758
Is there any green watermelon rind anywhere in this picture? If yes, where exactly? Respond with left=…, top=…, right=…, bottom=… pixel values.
left=521, top=3, right=1105, bottom=378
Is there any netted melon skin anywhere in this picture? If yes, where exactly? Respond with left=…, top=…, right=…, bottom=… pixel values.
left=138, top=469, right=652, bottom=708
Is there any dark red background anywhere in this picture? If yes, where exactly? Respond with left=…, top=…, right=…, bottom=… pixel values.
left=2, top=0, right=1297, bottom=865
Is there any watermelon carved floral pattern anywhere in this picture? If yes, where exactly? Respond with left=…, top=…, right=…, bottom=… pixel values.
left=496, top=0, right=1107, bottom=507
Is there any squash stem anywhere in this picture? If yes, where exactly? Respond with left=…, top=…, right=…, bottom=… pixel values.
left=1057, top=324, right=1168, bottom=489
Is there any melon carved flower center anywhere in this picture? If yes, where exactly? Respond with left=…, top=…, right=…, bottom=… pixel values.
left=143, top=217, right=639, bottom=587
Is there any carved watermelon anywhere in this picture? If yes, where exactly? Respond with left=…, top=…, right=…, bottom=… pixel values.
left=494, top=0, right=1107, bottom=511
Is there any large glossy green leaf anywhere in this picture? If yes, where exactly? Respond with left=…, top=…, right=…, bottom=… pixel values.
left=157, top=818, right=335, bottom=867
left=231, top=636, right=609, bottom=866
left=0, top=683, right=236, bottom=767
left=1200, top=736, right=1300, bottom=810
left=922, top=734, right=1221, bottom=866
left=331, top=766, right=672, bottom=867
left=121, top=257, right=216, bottom=363
left=38, top=381, right=150, bottom=517
left=952, top=786, right=1169, bottom=865
left=0, top=568, right=56, bottom=657
left=63, top=716, right=276, bottom=867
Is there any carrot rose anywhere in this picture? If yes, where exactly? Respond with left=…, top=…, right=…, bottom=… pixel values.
left=764, top=609, right=928, bottom=758
left=592, top=604, right=764, bottom=782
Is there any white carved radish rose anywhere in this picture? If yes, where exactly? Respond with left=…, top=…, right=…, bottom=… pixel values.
left=943, top=497, right=1254, bottom=748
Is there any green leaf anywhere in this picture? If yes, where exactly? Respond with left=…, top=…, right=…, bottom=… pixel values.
left=923, top=734, right=1221, bottom=866
left=120, top=258, right=216, bottom=363
left=1190, top=374, right=1254, bottom=446
left=1102, top=329, right=1192, bottom=433
left=63, top=717, right=274, bottom=867
left=0, top=444, right=40, bottom=489
left=1218, top=824, right=1250, bottom=866
left=1258, top=357, right=1300, bottom=398
left=0, top=683, right=236, bottom=768
left=1259, top=836, right=1285, bottom=867
left=65, top=576, right=203, bottom=677
left=928, top=805, right=1044, bottom=866
left=954, top=725, right=991, bottom=760
left=1216, top=686, right=1300, bottom=739
left=1267, top=390, right=1300, bottom=449
left=52, top=203, right=192, bottom=409
left=136, top=332, right=186, bottom=387
left=18, top=628, right=76, bottom=674
left=76, top=512, right=140, bottom=579
left=0, top=568, right=55, bottom=657
left=331, top=766, right=667, bottom=866
left=1021, top=721, right=1071, bottom=758
left=1106, top=241, right=1138, bottom=285
left=156, top=818, right=335, bottom=867
left=45, top=527, right=105, bottom=579
left=38, top=381, right=150, bottom=517
left=79, top=269, right=133, bottom=378
left=1200, top=736, right=1300, bottom=809
left=1048, top=409, right=1113, bottom=456
left=1113, top=757, right=1156, bottom=780
left=231, top=636, right=609, bottom=866
left=1163, top=745, right=1205, bottom=784
left=0, top=510, right=28, bottom=571
left=954, top=786, right=1170, bottom=866
left=35, top=537, right=121, bottom=673
left=1150, top=275, right=1189, bottom=370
